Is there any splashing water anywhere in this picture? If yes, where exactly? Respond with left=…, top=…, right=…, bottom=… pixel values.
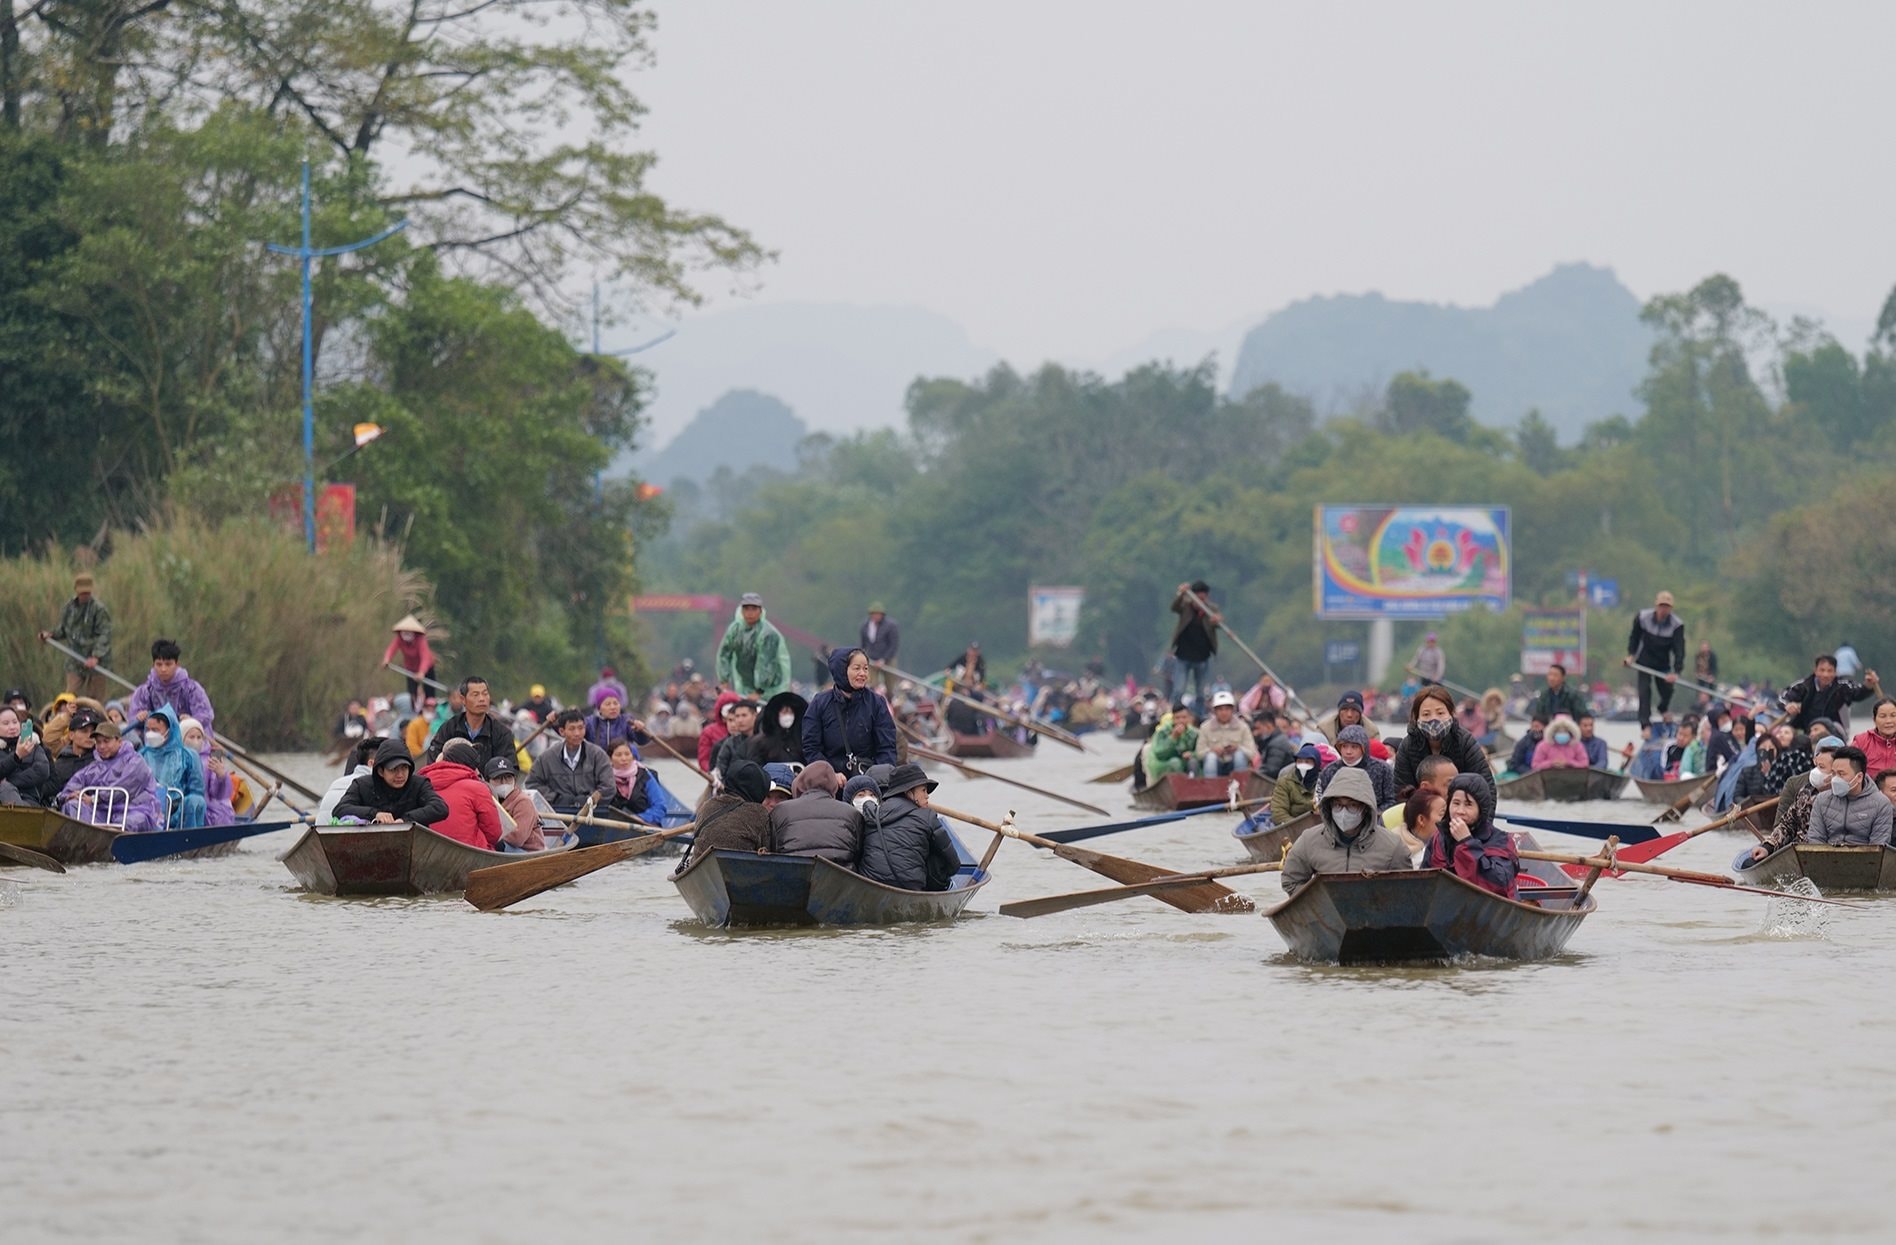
left=1758, top=876, right=1832, bottom=939
left=0, top=879, right=19, bottom=909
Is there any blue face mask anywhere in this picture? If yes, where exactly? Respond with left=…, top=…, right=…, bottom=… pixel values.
left=1553, top=732, right=1572, bottom=745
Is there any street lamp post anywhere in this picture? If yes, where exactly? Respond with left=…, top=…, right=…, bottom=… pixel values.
left=266, top=161, right=409, bottom=553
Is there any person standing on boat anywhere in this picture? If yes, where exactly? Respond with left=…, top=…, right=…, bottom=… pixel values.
left=1195, top=691, right=1257, bottom=778
left=1410, top=633, right=1447, bottom=686
left=334, top=738, right=449, bottom=825
left=717, top=593, right=792, bottom=701
left=1279, top=766, right=1412, bottom=898
left=381, top=615, right=436, bottom=704
left=419, top=739, right=504, bottom=850
left=1835, top=642, right=1864, bottom=680
left=1623, top=591, right=1686, bottom=727
left=1166, top=581, right=1219, bottom=710
left=1392, top=686, right=1493, bottom=795
left=860, top=602, right=900, bottom=693
left=1527, top=664, right=1589, bottom=725
left=58, top=720, right=163, bottom=831
left=1804, top=747, right=1893, bottom=847
left=424, top=676, right=515, bottom=770
left=40, top=573, right=113, bottom=701
left=1421, top=774, right=1520, bottom=899
left=526, top=709, right=615, bottom=814
left=1314, top=723, right=1397, bottom=810
left=801, top=648, right=898, bottom=778
left=855, top=763, right=961, bottom=892
left=1779, top=654, right=1880, bottom=735
left=1694, top=640, right=1719, bottom=687
left=127, top=639, right=217, bottom=737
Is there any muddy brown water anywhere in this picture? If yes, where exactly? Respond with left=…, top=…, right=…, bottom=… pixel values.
left=5, top=724, right=1893, bottom=1243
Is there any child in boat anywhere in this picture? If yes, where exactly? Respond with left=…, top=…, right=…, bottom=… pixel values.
left=1422, top=774, right=1520, bottom=899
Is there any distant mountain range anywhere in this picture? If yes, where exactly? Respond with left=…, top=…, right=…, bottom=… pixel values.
left=1227, top=263, right=1654, bottom=436
left=639, top=389, right=807, bottom=487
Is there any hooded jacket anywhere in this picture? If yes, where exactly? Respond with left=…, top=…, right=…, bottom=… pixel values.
left=59, top=740, right=164, bottom=832
left=1270, top=759, right=1319, bottom=825
left=1278, top=766, right=1413, bottom=897
left=716, top=603, right=792, bottom=699
left=1531, top=715, right=1591, bottom=770
left=801, top=649, right=898, bottom=775
left=1422, top=774, right=1520, bottom=899
left=1391, top=720, right=1495, bottom=796
left=855, top=791, right=961, bottom=891
left=335, top=738, right=450, bottom=824
left=1807, top=782, right=1894, bottom=847
left=697, top=691, right=740, bottom=772
left=128, top=665, right=216, bottom=735
left=139, top=705, right=205, bottom=824
left=186, top=726, right=236, bottom=827
left=746, top=691, right=808, bottom=766
left=683, top=761, right=774, bottom=865
left=419, top=757, right=504, bottom=849
left=769, top=789, right=863, bottom=865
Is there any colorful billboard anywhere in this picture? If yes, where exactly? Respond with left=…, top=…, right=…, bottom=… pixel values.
left=1314, top=505, right=1510, bottom=619
left=1028, top=586, right=1084, bottom=648
left=1521, top=608, right=1587, bottom=675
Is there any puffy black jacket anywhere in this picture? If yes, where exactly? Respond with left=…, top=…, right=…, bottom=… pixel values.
left=801, top=649, right=898, bottom=774
left=769, top=790, right=862, bottom=864
left=1391, top=722, right=1496, bottom=797
left=335, top=739, right=450, bottom=824
left=0, top=738, right=51, bottom=803
left=34, top=744, right=93, bottom=806
left=746, top=691, right=807, bottom=767
left=855, top=795, right=960, bottom=891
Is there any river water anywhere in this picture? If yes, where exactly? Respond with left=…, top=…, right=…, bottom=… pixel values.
left=5, top=723, right=1894, bottom=1244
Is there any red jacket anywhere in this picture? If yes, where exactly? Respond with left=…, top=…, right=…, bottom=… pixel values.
left=697, top=691, right=740, bottom=771
left=417, top=759, right=502, bottom=850
left=1852, top=729, right=1896, bottom=781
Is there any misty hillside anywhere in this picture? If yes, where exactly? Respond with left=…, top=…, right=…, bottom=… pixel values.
left=639, top=389, right=808, bottom=487
left=1227, top=264, right=1653, bottom=436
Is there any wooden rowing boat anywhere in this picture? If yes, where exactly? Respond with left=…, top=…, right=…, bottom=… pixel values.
left=1495, top=767, right=1628, bottom=802
left=280, top=824, right=573, bottom=896
left=1735, top=843, right=1896, bottom=893
left=1264, top=868, right=1596, bottom=964
left=672, top=850, right=989, bottom=927
left=944, top=730, right=1034, bottom=760
left=0, top=805, right=241, bottom=865
left=1133, top=771, right=1269, bottom=812
left=1632, top=773, right=1715, bottom=805
left=1232, top=810, right=1318, bottom=863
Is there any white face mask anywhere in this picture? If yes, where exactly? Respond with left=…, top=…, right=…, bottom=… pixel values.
left=144, top=730, right=165, bottom=748
left=1830, top=775, right=1853, bottom=797
left=1294, top=762, right=1314, bottom=776
left=1810, top=767, right=1827, bottom=786
left=490, top=782, right=515, bottom=799
left=1331, top=806, right=1365, bottom=832
left=851, top=794, right=878, bottom=817
left=779, top=711, right=796, bottom=729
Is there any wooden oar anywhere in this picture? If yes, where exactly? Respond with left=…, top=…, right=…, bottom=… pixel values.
left=386, top=661, right=454, bottom=695
left=1627, top=661, right=1756, bottom=708
left=906, top=741, right=1109, bottom=816
left=1038, top=795, right=1269, bottom=844
left=39, top=635, right=325, bottom=801
left=641, top=729, right=711, bottom=782
left=1179, top=587, right=1317, bottom=724
left=0, top=841, right=66, bottom=873
left=932, top=802, right=1251, bottom=913
left=1516, top=848, right=1864, bottom=907
left=1001, top=861, right=1285, bottom=918
left=1651, top=773, right=1717, bottom=824
left=464, top=823, right=697, bottom=912
left=873, top=661, right=1085, bottom=752
left=1088, top=761, right=1137, bottom=785
left=109, top=818, right=307, bottom=865
left=1693, top=797, right=1776, bottom=843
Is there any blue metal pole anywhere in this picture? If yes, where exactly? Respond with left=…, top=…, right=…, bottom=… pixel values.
left=300, top=161, right=316, bottom=553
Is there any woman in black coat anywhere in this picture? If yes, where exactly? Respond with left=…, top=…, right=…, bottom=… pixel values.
left=1393, top=685, right=1495, bottom=797
left=335, top=738, right=450, bottom=825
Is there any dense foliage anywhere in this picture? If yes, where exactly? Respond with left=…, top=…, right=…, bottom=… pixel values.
left=0, top=2, right=760, bottom=699
left=648, top=275, right=1896, bottom=696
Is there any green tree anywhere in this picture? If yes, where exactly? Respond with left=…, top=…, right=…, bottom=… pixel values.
left=1514, top=409, right=1568, bottom=475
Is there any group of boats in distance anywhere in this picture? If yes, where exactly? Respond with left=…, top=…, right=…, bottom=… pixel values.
left=7, top=741, right=1893, bottom=968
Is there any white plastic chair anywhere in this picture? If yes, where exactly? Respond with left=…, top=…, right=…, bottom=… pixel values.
left=78, top=786, right=131, bottom=829
left=164, top=786, right=186, bottom=829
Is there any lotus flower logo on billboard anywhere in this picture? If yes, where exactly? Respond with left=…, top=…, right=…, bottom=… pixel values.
left=1314, top=505, right=1510, bottom=619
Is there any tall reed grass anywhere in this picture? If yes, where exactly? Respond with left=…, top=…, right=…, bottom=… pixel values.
left=0, top=514, right=430, bottom=747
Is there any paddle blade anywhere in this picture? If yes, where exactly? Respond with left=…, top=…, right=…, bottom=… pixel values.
left=0, top=841, right=66, bottom=873
left=464, top=829, right=685, bottom=912
left=1498, top=814, right=1661, bottom=845
left=109, top=820, right=301, bottom=864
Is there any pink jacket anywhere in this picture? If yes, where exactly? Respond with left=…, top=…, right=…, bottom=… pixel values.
left=1531, top=737, right=1591, bottom=770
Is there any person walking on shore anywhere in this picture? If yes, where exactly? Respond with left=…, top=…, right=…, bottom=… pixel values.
left=40, top=574, right=113, bottom=701
left=1623, top=591, right=1686, bottom=727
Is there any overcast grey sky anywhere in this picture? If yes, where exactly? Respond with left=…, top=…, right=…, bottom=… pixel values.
left=632, top=1, right=1892, bottom=365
